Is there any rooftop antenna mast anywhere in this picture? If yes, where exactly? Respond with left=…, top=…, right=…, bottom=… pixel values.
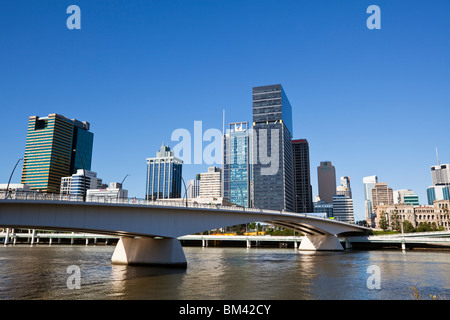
left=436, top=147, right=440, bottom=165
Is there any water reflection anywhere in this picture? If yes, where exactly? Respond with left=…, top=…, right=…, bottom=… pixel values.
left=0, top=245, right=449, bottom=300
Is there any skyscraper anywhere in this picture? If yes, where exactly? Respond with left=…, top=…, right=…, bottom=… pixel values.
left=21, top=114, right=93, bottom=193
left=336, top=176, right=352, bottom=198
left=317, top=161, right=336, bottom=204
left=251, top=84, right=294, bottom=212
left=223, top=122, right=250, bottom=207
left=332, top=194, right=355, bottom=224
left=292, top=139, right=313, bottom=213
left=199, top=167, right=222, bottom=198
left=187, top=176, right=200, bottom=199
left=431, top=164, right=450, bottom=186
left=371, top=182, right=394, bottom=208
left=145, top=144, right=183, bottom=200
left=363, top=175, right=378, bottom=225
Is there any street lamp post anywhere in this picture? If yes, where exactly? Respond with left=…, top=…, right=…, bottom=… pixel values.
left=5, top=158, right=23, bottom=199
left=119, top=174, right=130, bottom=200
left=73, top=149, right=86, bottom=202
left=174, top=167, right=187, bottom=207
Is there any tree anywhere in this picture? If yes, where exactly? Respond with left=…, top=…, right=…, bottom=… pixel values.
left=379, top=213, right=388, bottom=231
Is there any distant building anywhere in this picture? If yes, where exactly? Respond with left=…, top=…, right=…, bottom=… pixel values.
left=21, top=113, right=93, bottom=193
left=145, top=144, right=183, bottom=200
left=431, top=164, right=450, bottom=186
left=336, top=176, right=352, bottom=199
left=313, top=200, right=333, bottom=218
left=60, top=169, right=103, bottom=197
left=332, top=194, right=355, bottom=224
left=292, top=139, right=313, bottom=213
left=317, top=161, right=336, bottom=204
left=87, top=182, right=128, bottom=200
left=363, top=175, right=378, bottom=225
left=371, top=182, right=394, bottom=208
left=199, top=167, right=222, bottom=198
left=187, top=176, right=200, bottom=199
left=427, top=185, right=450, bottom=205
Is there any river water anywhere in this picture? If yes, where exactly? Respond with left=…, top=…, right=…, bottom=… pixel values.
left=0, top=245, right=449, bottom=300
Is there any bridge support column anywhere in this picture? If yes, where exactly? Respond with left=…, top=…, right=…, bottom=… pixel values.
left=111, top=237, right=187, bottom=268
left=299, top=234, right=344, bottom=251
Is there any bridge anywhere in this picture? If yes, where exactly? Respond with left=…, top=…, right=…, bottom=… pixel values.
left=0, top=193, right=370, bottom=268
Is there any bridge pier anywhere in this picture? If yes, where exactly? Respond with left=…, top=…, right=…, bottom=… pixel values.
left=111, top=237, right=187, bottom=268
left=298, top=234, right=344, bottom=251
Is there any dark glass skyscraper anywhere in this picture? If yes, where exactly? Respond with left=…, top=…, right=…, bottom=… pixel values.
left=145, top=144, right=183, bottom=200
left=21, top=114, right=93, bottom=193
left=251, top=84, right=294, bottom=211
left=292, top=139, right=313, bottom=213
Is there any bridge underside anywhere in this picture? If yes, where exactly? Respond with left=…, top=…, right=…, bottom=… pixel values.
left=0, top=200, right=370, bottom=267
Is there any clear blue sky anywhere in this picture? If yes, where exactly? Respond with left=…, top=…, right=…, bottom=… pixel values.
left=1, top=0, right=449, bottom=221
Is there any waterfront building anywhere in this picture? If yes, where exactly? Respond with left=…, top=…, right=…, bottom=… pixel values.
left=199, top=167, right=222, bottom=198
left=145, top=144, right=183, bottom=200
left=187, top=176, right=200, bottom=199
left=87, top=182, right=128, bottom=200
left=374, top=203, right=415, bottom=230
left=317, top=161, right=336, bottom=204
left=223, top=122, right=250, bottom=207
left=292, top=139, right=313, bottom=213
left=60, top=169, right=103, bottom=197
left=363, top=175, right=378, bottom=225
left=251, top=84, right=294, bottom=212
left=332, top=194, right=355, bottom=224
left=21, top=114, right=93, bottom=193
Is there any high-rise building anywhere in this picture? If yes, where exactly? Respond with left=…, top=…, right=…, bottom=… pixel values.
left=371, top=182, right=394, bottom=208
left=336, top=176, right=352, bottom=198
left=223, top=122, right=250, bottom=207
left=427, top=185, right=450, bottom=205
left=363, top=175, right=378, bottom=222
left=317, top=161, right=336, bottom=204
left=21, top=114, right=93, bottom=193
left=199, top=167, right=222, bottom=198
left=292, top=139, right=313, bottom=213
left=251, top=84, right=294, bottom=211
left=60, top=169, right=103, bottom=197
left=332, top=194, right=355, bottom=224
left=87, top=182, right=128, bottom=200
left=431, top=164, right=450, bottom=186
left=145, top=144, right=183, bottom=200
left=187, top=176, right=200, bottom=199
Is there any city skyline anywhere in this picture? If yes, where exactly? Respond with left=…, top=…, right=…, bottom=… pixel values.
left=1, top=1, right=450, bottom=221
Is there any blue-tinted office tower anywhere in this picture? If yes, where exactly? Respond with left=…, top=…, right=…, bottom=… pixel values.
left=251, top=84, right=294, bottom=212
left=223, top=122, right=250, bottom=207
left=145, top=144, right=183, bottom=200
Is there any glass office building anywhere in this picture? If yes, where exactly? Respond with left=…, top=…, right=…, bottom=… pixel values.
left=145, top=144, right=183, bottom=200
left=223, top=122, right=250, bottom=207
left=292, top=139, right=313, bottom=213
left=21, top=114, right=93, bottom=194
left=251, top=84, right=294, bottom=212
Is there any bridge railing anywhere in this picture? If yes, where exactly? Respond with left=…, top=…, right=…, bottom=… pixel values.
left=1, top=190, right=338, bottom=221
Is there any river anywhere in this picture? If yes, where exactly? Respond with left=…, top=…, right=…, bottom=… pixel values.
left=0, top=245, right=449, bottom=300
